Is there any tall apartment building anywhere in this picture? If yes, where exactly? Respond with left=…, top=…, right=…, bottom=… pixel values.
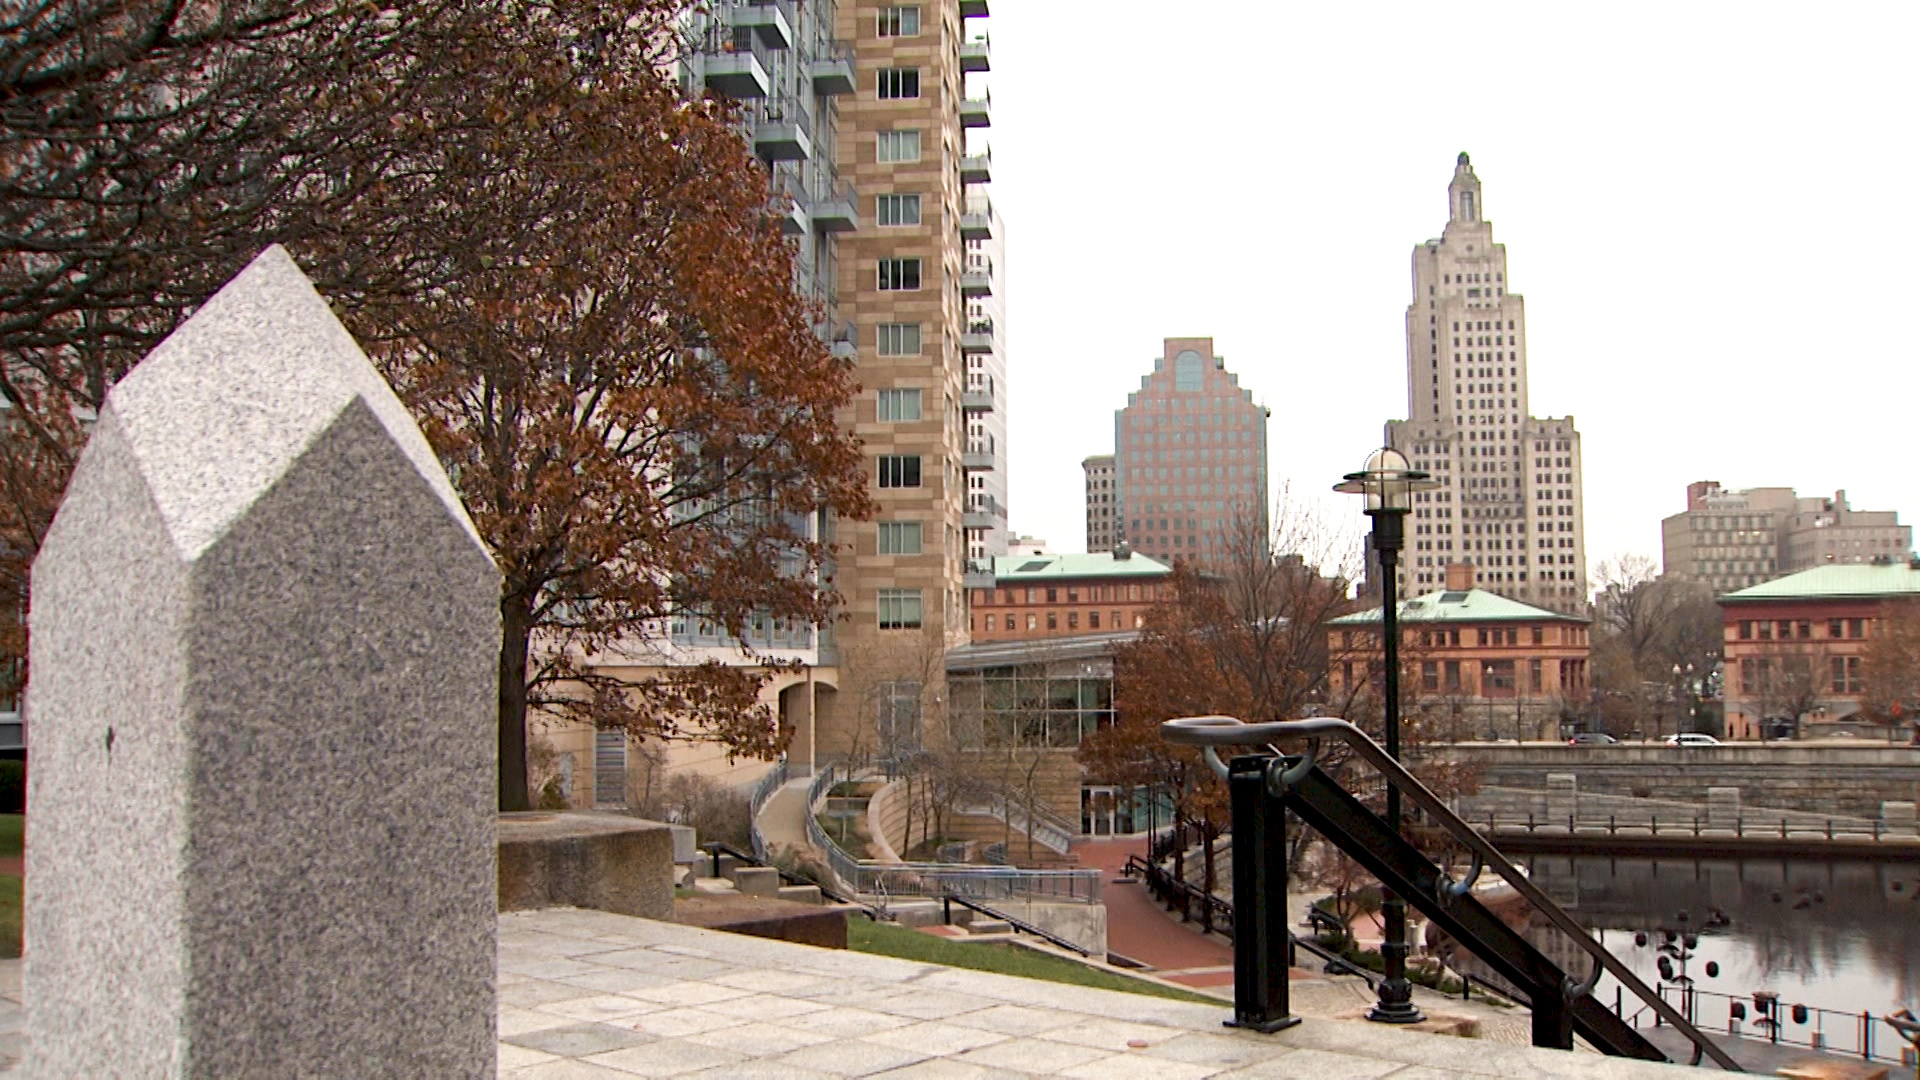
left=1385, top=154, right=1588, bottom=614
left=1664, top=481, right=1911, bottom=593
left=963, top=195, right=1009, bottom=560
left=672, top=0, right=1004, bottom=770
left=1082, top=454, right=1116, bottom=553
left=1113, top=337, right=1270, bottom=566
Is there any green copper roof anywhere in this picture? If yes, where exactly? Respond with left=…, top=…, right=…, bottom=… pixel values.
left=1720, top=563, right=1920, bottom=603
left=989, top=553, right=1170, bottom=581
left=1329, top=587, right=1586, bottom=626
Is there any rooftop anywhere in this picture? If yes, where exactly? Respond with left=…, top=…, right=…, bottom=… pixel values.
left=1720, top=561, right=1920, bottom=603
left=1329, top=587, right=1588, bottom=626
left=988, top=552, right=1170, bottom=581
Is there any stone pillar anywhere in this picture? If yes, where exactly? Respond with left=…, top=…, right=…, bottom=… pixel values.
left=1708, top=787, right=1742, bottom=831
left=1883, top=801, right=1917, bottom=838
left=26, top=247, right=500, bottom=1077
left=1545, top=773, right=1577, bottom=827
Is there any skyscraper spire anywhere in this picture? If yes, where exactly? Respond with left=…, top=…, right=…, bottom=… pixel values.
left=1385, top=157, right=1588, bottom=615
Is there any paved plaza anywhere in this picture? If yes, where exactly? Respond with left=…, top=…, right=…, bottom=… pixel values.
left=0, top=906, right=1740, bottom=1076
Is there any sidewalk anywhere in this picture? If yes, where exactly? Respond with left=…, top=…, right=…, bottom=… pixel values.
left=1074, top=837, right=1238, bottom=989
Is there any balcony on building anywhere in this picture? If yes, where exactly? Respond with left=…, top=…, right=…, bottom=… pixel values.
left=959, top=197, right=992, bottom=241
left=964, top=557, right=996, bottom=591
left=960, top=149, right=991, bottom=185
left=959, top=0, right=988, bottom=16
left=771, top=175, right=808, bottom=236
left=808, top=40, right=856, bottom=95
left=696, top=31, right=771, bottom=98
left=960, top=318, right=994, bottom=354
left=752, top=95, right=812, bottom=162
left=730, top=0, right=793, bottom=50
left=808, top=174, right=858, bottom=232
left=962, top=374, right=995, bottom=412
left=961, top=260, right=992, bottom=298
left=813, top=315, right=856, bottom=360
left=959, top=91, right=990, bottom=128
left=959, top=33, right=990, bottom=73
left=963, top=437, right=996, bottom=471
left=964, top=494, right=1002, bottom=530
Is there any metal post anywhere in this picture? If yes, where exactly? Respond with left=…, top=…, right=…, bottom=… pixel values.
left=1365, top=512, right=1423, bottom=1025
left=1226, top=754, right=1300, bottom=1032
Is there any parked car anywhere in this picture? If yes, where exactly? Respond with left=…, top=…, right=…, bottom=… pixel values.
left=1663, top=733, right=1721, bottom=747
left=1568, top=733, right=1618, bottom=745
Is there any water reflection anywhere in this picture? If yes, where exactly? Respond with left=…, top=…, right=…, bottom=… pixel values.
left=1527, top=856, right=1920, bottom=1017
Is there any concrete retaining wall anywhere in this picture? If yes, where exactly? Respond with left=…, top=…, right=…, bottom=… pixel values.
left=1439, top=744, right=1920, bottom=818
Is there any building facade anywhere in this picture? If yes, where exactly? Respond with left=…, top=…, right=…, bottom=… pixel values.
left=1082, top=454, right=1116, bottom=553
left=1112, top=337, right=1270, bottom=566
left=1385, top=154, right=1588, bottom=615
left=968, top=550, right=1171, bottom=642
left=1719, top=562, right=1920, bottom=739
left=1663, top=481, right=1911, bottom=595
left=1328, top=564, right=1591, bottom=742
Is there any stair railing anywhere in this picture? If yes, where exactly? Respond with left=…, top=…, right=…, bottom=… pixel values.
left=1162, top=714, right=1742, bottom=1072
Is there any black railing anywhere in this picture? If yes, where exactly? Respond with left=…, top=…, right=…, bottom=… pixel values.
left=1162, top=715, right=1743, bottom=1071
left=1122, top=852, right=1231, bottom=937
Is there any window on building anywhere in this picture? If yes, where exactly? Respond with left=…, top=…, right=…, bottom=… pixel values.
left=877, top=5, right=920, bottom=36
left=1422, top=662, right=1439, bottom=692
left=877, top=455, right=921, bottom=488
left=877, top=193, right=921, bottom=226
left=1003, top=615, right=1015, bottom=631
left=1848, top=618, right=1866, bottom=639
left=1828, top=619, right=1844, bottom=638
left=1025, top=614, right=1036, bottom=630
left=877, top=680, right=922, bottom=750
left=877, top=67, right=920, bottom=99
left=877, top=324, right=922, bottom=356
left=878, top=522, right=922, bottom=555
left=876, top=387, right=921, bottom=420
left=878, top=258, right=921, bottom=290
left=876, top=129, right=922, bottom=163
left=877, top=589, right=922, bottom=629
left=1740, top=620, right=1754, bottom=640
left=1831, top=655, right=1864, bottom=694
left=1067, top=611, right=1079, bottom=629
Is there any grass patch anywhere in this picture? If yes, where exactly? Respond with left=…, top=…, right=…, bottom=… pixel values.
left=0, top=815, right=20, bottom=860
left=847, top=918, right=1216, bottom=1004
left=0, top=874, right=18, bottom=959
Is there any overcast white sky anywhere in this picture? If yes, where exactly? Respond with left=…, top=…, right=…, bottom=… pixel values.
left=982, top=2, right=1920, bottom=580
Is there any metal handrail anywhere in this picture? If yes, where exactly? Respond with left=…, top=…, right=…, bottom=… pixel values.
left=1162, top=714, right=1741, bottom=1072
left=943, top=894, right=1092, bottom=956
left=745, top=757, right=790, bottom=863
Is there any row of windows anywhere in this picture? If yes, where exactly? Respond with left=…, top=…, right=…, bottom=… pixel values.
left=1735, top=618, right=1867, bottom=641
left=978, top=583, right=1161, bottom=605
left=1735, top=656, right=1868, bottom=696
left=981, top=610, right=1144, bottom=633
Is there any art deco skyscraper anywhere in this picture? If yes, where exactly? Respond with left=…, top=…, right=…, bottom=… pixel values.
left=1385, top=155, right=1588, bottom=613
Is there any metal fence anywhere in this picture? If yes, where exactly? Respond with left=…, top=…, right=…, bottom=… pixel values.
left=1621, top=984, right=1915, bottom=1066
left=744, top=756, right=789, bottom=863
left=1471, top=808, right=1918, bottom=843
left=801, top=763, right=1102, bottom=904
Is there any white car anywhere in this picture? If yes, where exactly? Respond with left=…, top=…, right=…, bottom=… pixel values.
left=1662, top=733, right=1721, bottom=747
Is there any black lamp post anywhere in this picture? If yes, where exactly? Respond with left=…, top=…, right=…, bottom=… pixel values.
left=1336, top=447, right=1439, bottom=1025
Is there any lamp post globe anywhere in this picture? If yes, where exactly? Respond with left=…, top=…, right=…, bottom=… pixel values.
left=1335, top=447, right=1439, bottom=1025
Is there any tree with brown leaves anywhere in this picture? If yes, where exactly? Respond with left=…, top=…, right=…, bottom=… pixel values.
left=2, top=1, right=874, bottom=808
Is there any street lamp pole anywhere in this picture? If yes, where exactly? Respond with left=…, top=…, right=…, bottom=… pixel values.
left=1336, top=447, right=1438, bottom=1026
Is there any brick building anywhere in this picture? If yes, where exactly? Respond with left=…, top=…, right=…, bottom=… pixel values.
left=1719, top=561, right=1920, bottom=740
left=968, top=549, right=1171, bottom=642
left=1327, top=564, right=1590, bottom=741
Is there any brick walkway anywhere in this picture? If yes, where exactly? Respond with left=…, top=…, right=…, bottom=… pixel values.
left=1074, top=837, right=1241, bottom=989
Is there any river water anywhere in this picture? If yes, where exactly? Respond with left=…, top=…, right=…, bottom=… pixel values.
left=1523, top=855, right=1920, bottom=1021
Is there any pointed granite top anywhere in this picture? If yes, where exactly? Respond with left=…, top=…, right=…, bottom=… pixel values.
left=103, top=246, right=482, bottom=560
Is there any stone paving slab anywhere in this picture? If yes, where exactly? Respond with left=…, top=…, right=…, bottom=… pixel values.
left=0, top=908, right=1732, bottom=1077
